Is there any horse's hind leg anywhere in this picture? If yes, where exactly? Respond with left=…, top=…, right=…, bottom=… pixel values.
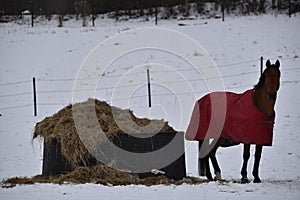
left=241, top=144, right=250, bottom=183
left=252, top=145, right=263, bottom=183
left=210, top=150, right=221, bottom=181
left=209, top=138, right=224, bottom=181
left=205, top=157, right=213, bottom=181
left=198, top=141, right=213, bottom=181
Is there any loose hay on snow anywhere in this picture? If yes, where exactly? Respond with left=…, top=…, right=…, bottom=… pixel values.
left=2, top=164, right=207, bottom=188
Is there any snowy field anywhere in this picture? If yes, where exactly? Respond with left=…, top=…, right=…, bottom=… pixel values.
left=1, top=14, right=300, bottom=199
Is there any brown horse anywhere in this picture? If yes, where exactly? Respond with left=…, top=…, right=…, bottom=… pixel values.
left=193, top=59, right=281, bottom=183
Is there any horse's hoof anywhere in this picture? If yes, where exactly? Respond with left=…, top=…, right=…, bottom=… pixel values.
left=241, top=177, right=249, bottom=184
left=206, top=174, right=214, bottom=182
left=253, top=177, right=261, bottom=183
left=214, top=172, right=222, bottom=181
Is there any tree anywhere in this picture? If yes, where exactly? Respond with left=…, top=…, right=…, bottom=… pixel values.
left=258, top=0, right=266, bottom=12
left=82, top=0, right=87, bottom=26
left=196, top=0, right=205, bottom=14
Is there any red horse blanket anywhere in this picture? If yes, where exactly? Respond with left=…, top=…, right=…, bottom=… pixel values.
left=186, top=89, right=275, bottom=146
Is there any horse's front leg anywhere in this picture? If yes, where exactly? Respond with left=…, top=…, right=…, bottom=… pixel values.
left=253, top=144, right=263, bottom=183
left=241, top=144, right=250, bottom=183
left=198, top=156, right=213, bottom=181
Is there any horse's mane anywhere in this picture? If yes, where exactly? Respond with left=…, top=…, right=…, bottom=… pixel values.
left=254, top=65, right=281, bottom=89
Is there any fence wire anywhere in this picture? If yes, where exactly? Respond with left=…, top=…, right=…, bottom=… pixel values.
left=0, top=57, right=299, bottom=112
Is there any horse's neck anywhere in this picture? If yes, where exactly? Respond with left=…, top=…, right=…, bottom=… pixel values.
left=253, top=88, right=276, bottom=117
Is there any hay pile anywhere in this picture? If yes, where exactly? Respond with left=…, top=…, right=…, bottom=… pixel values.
left=1, top=98, right=209, bottom=188
left=33, top=98, right=175, bottom=168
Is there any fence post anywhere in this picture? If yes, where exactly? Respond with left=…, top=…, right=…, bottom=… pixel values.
left=147, top=68, right=152, bottom=108
left=92, top=13, right=95, bottom=27
left=31, top=0, right=34, bottom=27
left=289, top=0, right=291, bottom=18
left=155, top=5, right=158, bottom=25
left=33, top=77, right=37, bottom=116
left=260, top=56, right=263, bottom=76
left=222, top=0, right=225, bottom=22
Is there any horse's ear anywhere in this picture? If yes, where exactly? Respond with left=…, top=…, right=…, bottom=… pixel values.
left=266, top=60, right=271, bottom=68
left=275, top=60, right=280, bottom=68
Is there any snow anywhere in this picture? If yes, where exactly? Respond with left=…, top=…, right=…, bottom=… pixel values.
left=1, top=14, right=300, bottom=199
left=0, top=181, right=299, bottom=200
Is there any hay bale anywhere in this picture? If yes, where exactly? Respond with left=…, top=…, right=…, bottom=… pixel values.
left=33, top=98, right=175, bottom=168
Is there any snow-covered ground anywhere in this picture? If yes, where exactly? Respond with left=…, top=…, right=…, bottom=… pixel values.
left=0, top=14, right=300, bottom=199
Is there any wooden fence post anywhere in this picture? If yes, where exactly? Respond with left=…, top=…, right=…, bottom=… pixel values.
left=33, top=77, right=37, bottom=116
left=147, top=68, right=152, bottom=108
left=222, top=0, right=225, bottom=22
left=289, top=0, right=291, bottom=18
left=31, top=0, right=34, bottom=27
left=155, top=5, right=158, bottom=25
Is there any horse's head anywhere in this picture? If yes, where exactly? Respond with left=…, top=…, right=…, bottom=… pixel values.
left=255, top=60, right=281, bottom=101
left=264, top=60, right=281, bottom=101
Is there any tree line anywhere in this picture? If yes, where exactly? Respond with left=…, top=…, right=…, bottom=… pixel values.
left=0, top=0, right=299, bottom=17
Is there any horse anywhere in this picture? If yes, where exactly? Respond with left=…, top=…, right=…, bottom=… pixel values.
left=185, top=59, right=281, bottom=183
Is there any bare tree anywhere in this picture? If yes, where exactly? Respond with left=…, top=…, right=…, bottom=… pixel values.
left=74, top=1, right=80, bottom=20
left=259, top=0, right=266, bottom=12
left=57, top=0, right=64, bottom=27
left=184, top=0, right=189, bottom=16
left=272, top=0, right=276, bottom=9
left=196, top=0, right=205, bottom=14
left=82, top=0, right=87, bottom=26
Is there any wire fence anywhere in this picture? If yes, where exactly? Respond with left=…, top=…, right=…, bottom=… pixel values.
left=0, top=56, right=299, bottom=114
